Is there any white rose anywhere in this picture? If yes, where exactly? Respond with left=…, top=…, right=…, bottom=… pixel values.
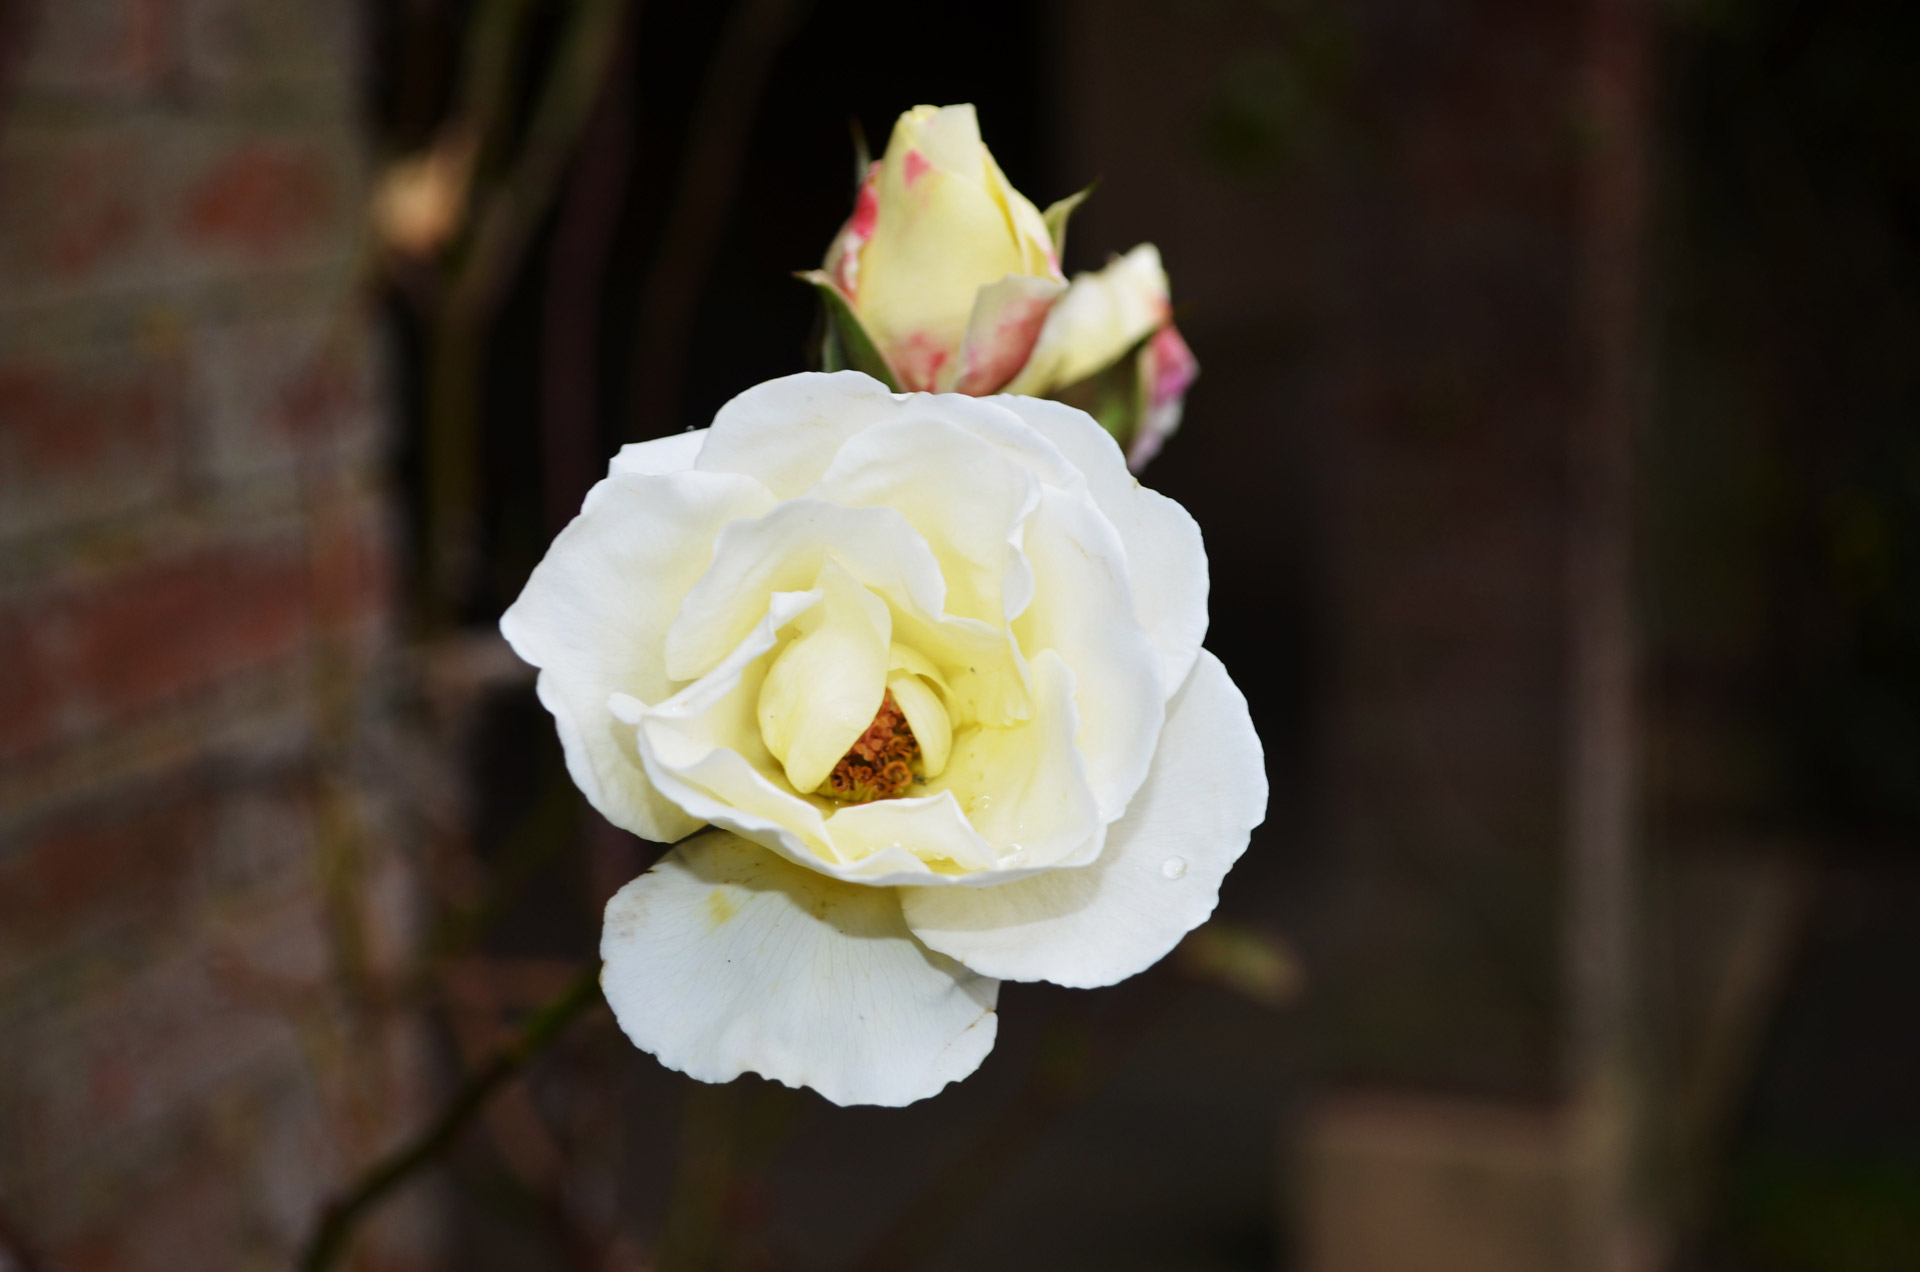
left=501, top=371, right=1266, bottom=1106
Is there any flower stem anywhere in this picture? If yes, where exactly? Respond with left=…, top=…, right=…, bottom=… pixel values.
left=298, top=963, right=605, bottom=1272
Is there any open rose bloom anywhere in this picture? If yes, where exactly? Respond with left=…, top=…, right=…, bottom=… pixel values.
left=502, top=371, right=1265, bottom=1106
left=803, top=104, right=1199, bottom=470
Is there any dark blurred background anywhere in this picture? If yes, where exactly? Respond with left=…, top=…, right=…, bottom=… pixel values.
left=2, top=0, right=1917, bottom=1269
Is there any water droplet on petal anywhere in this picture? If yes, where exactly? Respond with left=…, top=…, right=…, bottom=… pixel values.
left=1161, top=856, right=1188, bottom=880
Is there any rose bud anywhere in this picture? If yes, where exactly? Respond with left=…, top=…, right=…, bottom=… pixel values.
left=806, top=103, right=1066, bottom=394
left=802, top=105, right=1200, bottom=471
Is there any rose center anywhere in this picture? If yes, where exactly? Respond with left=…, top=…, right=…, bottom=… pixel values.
left=821, top=691, right=919, bottom=803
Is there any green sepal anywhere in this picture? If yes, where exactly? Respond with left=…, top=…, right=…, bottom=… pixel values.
left=1041, top=182, right=1096, bottom=261
left=848, top=116, right=872, bottom=191
left=1050, top=328, right=1154, bottom=455
left=797, top=270, right=902, bottom=391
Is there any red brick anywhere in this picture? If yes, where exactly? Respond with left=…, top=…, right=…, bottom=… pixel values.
left=0, top=537, right=313, bottom=761
left=0, top=349, right=182, bottom=540
left=181, top=142, right=336, bottom=259
left=9, top=0, right=177, bottom=102
left=0, top=612, right=56, bottom=762
left=309, top=494, right=393, bottom=637
left=190, top=317, right=375, bottom=484
left=181, top=0, right=356, bottom=97
left=0, top=129, right=150, bottom=294
left=0, top=789, right=200, bottom=934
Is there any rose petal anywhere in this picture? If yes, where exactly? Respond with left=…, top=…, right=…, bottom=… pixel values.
left=694, top=371, right=905, bottom=499
left=949, top=273, right=1068, bottom=396
left=628, top=589, right=841, bottom=865
left=980, top=145, right=1060, bottom=279
left=900, top=651, right=1265, bottom=987
left=665, top=500, right=947, bottom=682
left=811, top=413, right=1041, bottom=625
left=499, top=468, right=776, bottom=842
left=922, top=650, right=1103, bottom=872
left=1003, top=243, right=1171, bottom=398
left=828, top=789, right=998, bottom=873
left=860, top=107, right=1031, bottom=391
left=634, top=590, right=1038, bottom=888
left=609, top=428, right=706, bottom=477
left=886, top=668, right=951, bottom=777
left=1130, top=323, right=1200, bottom=470
left=635, top=612, right=1099, bottom=890
left=601, top=830, right=1001, bottom=1107
left=823, top=162, right=881, bottom=297
left=665, top=497, right=1032, bottom=732
left=995, top=395, right=1209, bottom=693
left=1012, top=486, right=1166, bottom=821
left=757, top=559, right=893, bottom=794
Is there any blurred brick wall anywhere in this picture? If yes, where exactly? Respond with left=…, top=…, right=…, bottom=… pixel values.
left=0, top=2, right=433, bottom=1267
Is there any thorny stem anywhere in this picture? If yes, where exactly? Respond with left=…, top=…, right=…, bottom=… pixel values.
left=297, top=963, right=605, bottom=1272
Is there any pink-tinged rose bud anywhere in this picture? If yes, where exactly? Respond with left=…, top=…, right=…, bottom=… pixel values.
left=1132, top=323, right=1200, bottom=469
left=814, top=104, right=1065, bottom=392
left=804, top=106, right=1199, bottom=470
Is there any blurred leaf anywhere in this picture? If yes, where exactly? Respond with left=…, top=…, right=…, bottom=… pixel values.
left=1200, top=7, right=1355, bottom=178
left=1728, top=1150, right=1920, bottom=1272
left=1052, top=330, right=1153, bottom=454
left=1177, top=920, right=1306, bottom=1009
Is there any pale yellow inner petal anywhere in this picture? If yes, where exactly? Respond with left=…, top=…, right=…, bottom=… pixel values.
left=886, top=667, right=952, bottom=779
left=756, top=559, right=891, bottom=794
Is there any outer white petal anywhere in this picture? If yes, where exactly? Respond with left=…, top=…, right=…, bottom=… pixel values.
left=610, top=428, right=707, bottom=476
left=1013, top=486, right=1166, bottom=821
left=601, top=830, right=1001, bottom=1107
left=900, top=651, right=1265, bottom=987
left=811, top=415, right=1040, bottom=625
left=694, top=371, right=903, bottom=498
left=699, top=371, right=1087, bottom=503
left=500, top=469, right=776, bottom=842
left=996, top=395, right=1209, bottom=693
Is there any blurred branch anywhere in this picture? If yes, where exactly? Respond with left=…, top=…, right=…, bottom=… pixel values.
left=544, top=1, right=642, bottom=532
left=850, top=1006, right=1101, bottom=1272
left=0, top=1194, right=45, bottom=1272
left=440, top=956, right=616, bottom=1268
left=654, top=1082, right=744, bottom=1271
left=851, top=920, right=1302, bottom=1271
left=420, top=762, right=583, bottom=976
left=627, top=0, right=813, bottom=436
left=420, top=0, right=633, bottom=622
left=0, top=0, right=38, bottom=134
left=298, top=963, right=606, bottom=1272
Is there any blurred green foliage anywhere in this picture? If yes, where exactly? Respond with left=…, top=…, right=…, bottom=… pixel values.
left=1198, top=2, right=1354, bottom=177
left=1661, top=0, right=1920, bottom=839
left=1727, top=1151, right=1920, bottom=1272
